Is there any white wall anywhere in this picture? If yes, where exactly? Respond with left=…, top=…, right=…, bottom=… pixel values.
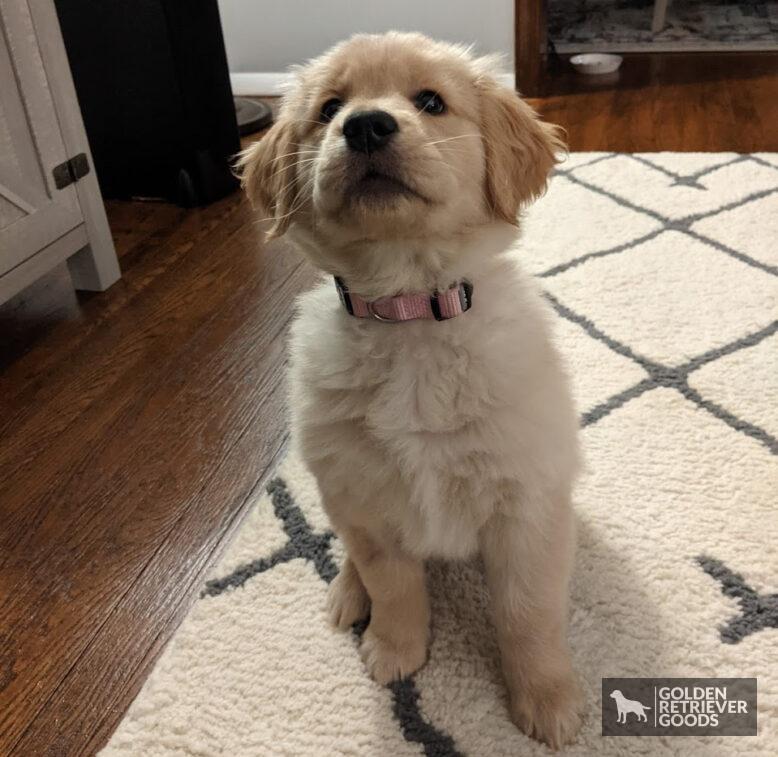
left=218, top=0, right=514, bottom=95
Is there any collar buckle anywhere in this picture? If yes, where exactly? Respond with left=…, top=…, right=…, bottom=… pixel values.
left=334, top=276, right=354, bottom=315
left=366, top=300, right=399, bottom=323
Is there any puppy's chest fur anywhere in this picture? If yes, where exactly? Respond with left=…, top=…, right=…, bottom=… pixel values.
left=289, top=265, right=576, bottom=560
left=295, top=329, right=496, bottom=557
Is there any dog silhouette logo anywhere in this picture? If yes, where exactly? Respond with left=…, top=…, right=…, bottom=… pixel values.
left=609, top=689, right=652, bottom=724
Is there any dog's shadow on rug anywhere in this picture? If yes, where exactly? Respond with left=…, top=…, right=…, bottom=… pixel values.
left=569, top=515, right=671, bottom=679
left=403, top=514, right=673, bottom=750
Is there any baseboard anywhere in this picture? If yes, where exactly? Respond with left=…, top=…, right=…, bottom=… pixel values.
left=230, top=73, right=289, bottom=96
left=230, top=71, right=516, bottom=97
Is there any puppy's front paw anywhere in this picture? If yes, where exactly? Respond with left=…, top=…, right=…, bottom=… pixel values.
left=510, top=673, right=584, bottom=750
left=359, top=625, right=428, bottom=684
left=326, top=564, right=370, bottom=630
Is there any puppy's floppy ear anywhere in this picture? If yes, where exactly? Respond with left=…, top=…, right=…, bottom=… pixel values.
left=236, top=119, right=298, bottom=238
left=478, top=79, right=565, bottom=223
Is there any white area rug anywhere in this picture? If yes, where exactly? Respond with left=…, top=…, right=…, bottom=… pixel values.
left=102, top=154, right=778, bottom=756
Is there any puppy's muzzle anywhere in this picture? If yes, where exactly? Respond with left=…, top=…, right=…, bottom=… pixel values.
left=343, top=110, right=398, bottom=154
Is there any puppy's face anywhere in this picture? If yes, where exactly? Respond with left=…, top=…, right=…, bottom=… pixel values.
left=240, top=33, right=563, bottom=244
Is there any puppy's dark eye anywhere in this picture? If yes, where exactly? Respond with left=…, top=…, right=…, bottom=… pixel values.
left=320, top=98, right=343, bottom=123
left=414, top=90, right=445, bottom=115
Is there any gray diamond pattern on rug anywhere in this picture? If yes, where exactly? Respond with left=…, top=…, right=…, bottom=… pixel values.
left=102, top=154, right=778, bottom=757
left=697, top=555, right=778, bottom=645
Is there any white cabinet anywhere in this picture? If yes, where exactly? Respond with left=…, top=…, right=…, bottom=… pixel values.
left=0, top=0, right=120, bottom=304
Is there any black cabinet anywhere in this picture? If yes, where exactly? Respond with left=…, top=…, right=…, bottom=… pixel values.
left=55, top=0, right=241, bottom=207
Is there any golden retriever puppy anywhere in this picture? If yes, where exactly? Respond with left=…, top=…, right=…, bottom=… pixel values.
left=239, top=32, right=582, bottom=749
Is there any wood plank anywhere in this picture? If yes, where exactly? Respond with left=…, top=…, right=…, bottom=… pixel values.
left=515, top=0, right=547, bottom=96
left=0, top=195, right=238, bottom=413
left=0, top=196, right=250, bottom=507
left=0, top=197, right=313, bottom=751
left=0, top=263, right=83, bottom=370
left=11, top=264, right=307, bottom=755
left=531, top=53, right=778, bottom=152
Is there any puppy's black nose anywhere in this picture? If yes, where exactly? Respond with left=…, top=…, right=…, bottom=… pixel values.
left=343, top=110, right=398, bottom=153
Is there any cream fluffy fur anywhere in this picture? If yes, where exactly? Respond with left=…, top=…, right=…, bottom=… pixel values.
left=239, top=32, right=581, bottom=748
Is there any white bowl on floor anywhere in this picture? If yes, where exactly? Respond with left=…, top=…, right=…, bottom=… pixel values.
left=570, top=53, right=623, bottom=75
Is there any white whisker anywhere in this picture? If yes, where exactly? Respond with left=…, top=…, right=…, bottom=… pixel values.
left=423, top=134, right=483, bottom=148
left=269, top=149, right=318, bottom=165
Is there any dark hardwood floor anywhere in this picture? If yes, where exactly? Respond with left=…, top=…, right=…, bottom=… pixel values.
left=1, top=56, right=777, bottom=756
left=530, top=52, right=778, bottom=152
left=0, top=192, right=317, bottom=756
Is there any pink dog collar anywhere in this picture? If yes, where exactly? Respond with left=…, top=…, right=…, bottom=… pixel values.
left=334, top=277, right=473, bottom=323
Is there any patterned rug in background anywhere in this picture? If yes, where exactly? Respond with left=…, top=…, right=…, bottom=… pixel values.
left=550, top=0, right=778, bottom=52
left=102, top=154, right=778, bottom=756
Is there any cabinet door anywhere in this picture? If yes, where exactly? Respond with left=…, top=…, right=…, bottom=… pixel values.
left=0, top=0, right=84, bottom=276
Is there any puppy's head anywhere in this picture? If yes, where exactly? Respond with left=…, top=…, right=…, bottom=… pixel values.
left=238, top=33, right=563, bottom=242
